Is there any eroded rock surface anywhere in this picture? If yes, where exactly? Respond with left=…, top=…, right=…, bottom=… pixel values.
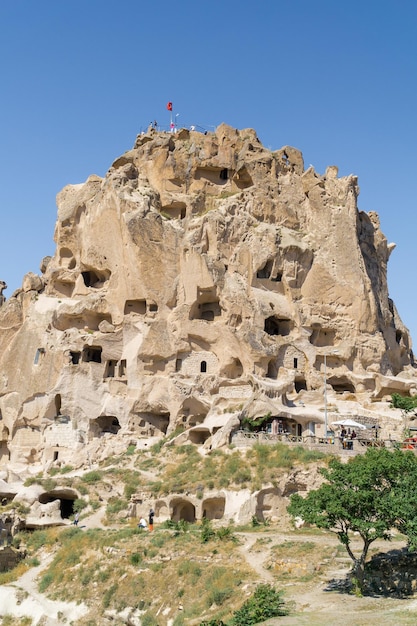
left=0, top=123, right=415, bottom=478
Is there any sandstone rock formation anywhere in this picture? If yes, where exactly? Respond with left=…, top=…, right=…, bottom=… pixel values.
left=0, top=123, right=416, bottom=482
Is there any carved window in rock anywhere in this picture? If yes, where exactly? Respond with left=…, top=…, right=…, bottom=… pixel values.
left=55, top=394, right=62, bottom=417
left=200, top=360, right=207, bottom=373
left=83, top=346, right=102, bottom=363
left=190, top=286, right=221, bottom=322
left=70, top=351, right=81, bottom=365
left=267, top=359, right=278, bottom=379
left=118, top=360, right=126, bottom=377
left=175, top=358, right=182, bottom=372
left=34, top=348, right=45, bottom=365
left=257, top=260, right=273, bottom=279
left=309, top=328, right=335, bottom=347
left=219, top=168, right=228, bottom=180
left=124, top=300, right=147, bottom=315
left=328, top=377, right=355, bottom=394
left=95, top=415, right=121, bottom=435
left=104, top=360, right=117, bottom=378
left=264, top=316, right=292, bottom=337
left=81, top=270, right=109, bottom=289
left=148, top=303, right=158, bottom=312
left=295, top=378, right=307, bottom=393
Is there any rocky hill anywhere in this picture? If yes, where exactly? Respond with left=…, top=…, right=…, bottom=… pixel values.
left=0, top=123, right=416, bottom=522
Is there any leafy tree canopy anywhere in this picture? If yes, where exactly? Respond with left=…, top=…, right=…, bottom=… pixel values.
left=287, top=448, right=417, bottom=591
left=240, top=412, right=271, bottom=432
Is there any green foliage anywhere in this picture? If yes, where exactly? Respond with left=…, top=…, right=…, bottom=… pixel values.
left=80, top=470, right=103, bottom=484
left=240, top=413, right=272, bottom=432
left=206, top=585, right=234, bottom=607
left=177, top=560, right=202, bottom=583
left=126, top=444, right=136, bottom=455
left=23, top=473, right=43, bottom=487
left=73, top=498, right=88, bottom=512
left=141, top=614, right=160, bottom=626
left=106, top=497, right=128, bottom=515
left=201, top=518, right=216, bottom=543
left=102, top=583, right=118, bottom=608
left=391, top=393, right=417, bottom=413
left=39, top=572, right=54, bottom=592
left=230, top=584, right=289, bottom=625
left=130, top=552, right=143, bottom=565
left=288, top=448, right=417, bottom=591
left=25, top=530, right=54, bottom=551
left=215, top=526, right=236, bottom=542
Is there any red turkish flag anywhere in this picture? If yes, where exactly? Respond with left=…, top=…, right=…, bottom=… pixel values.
left=166, top=102, right=173, bottom=111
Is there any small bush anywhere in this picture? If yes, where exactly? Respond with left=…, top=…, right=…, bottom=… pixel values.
left=102, top=583, right=118, bottom=609
left=106, top=497, right=128, bottom=515
left=39, top=572, right=54, bottom=592
left=73, top=498, right=88, bottom=512
left=130, top=552, right=143, bottom=565
left=216, top=526, right=236, bottom=542
left=141, top=614, right=160, bottom=626
left=81, top=470, right=103, bottom=484
left=230, top=584, right=289, bottom=625
left=207, top=586, right=233, bottom=607
left=201, top=518, right=215, bottom=543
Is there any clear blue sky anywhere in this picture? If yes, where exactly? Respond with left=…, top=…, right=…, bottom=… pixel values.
left=1, top=1, right=416, bottom=342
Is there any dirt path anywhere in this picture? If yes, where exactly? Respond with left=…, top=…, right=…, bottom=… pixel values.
left=0, top=550, right=88, bottom=625
left=235, top=530, right=417, bottom=625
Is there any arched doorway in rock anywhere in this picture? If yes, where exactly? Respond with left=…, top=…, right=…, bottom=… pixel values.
left=91, top=415, right=121, bottom=436
left=188, top=428, right=210, bottom=445
left=202, top=496, right=225, bottom=520
left=255, top=487, right=281, bottom=522
left=38, top=488, right=79, bottom=519
left=154, top=500, right=169, bottom=521
left=171, top=498, right=196, bottom=523
left=0, top=426, right=10, bottom=465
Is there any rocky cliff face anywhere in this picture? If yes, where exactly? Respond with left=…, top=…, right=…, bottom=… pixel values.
left=0, top=123, right=415, bottom=471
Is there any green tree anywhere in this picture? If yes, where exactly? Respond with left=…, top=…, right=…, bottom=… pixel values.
left=287, top=448, right=417, bottom=593
left=390, top=393, right=417, bottom=438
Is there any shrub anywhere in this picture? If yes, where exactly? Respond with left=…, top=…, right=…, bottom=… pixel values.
left=230, top=584, right=289, bottom=625
left=73, top=498, right=88, bottom=512
left=141, top=614, right=160, bottom=626
left=39, top=572, right=54, bottom=592
left=106, top=497, right=128, bottom=515
left=130, top=552, right=143, bottom=565
left=216, top=526, right=236, bottom=542
left=206, top=586, right=233, bottom=607
left=81, top=470, right=102, bottom=484
left=201, top=518, right=215, bottom=543
left=102, top=583, right=118, bottom=608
